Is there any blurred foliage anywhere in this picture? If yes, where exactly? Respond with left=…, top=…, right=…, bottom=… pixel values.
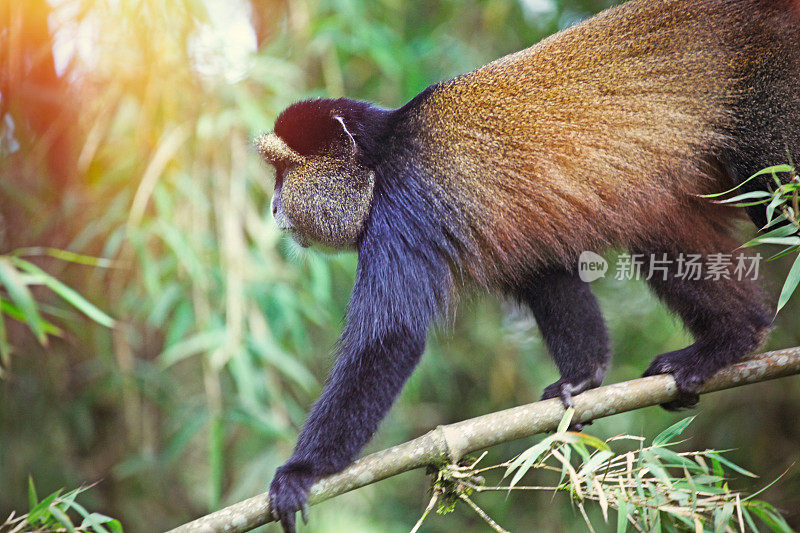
left=0, top=0, right=799, bottom=532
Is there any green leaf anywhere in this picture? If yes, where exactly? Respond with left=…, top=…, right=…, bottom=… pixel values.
left=706, top=452, right=757, bottom=478
left=649, top=447, right=701, bottom=471
left=0, top=258, right=47, bottom=344
left=746, top=237, right=800, bottom=247
left=573, top=433, right=612, bottom=452
left=765, top=191, right=790, bottom=226
left=746, top=501, right=793, bottom=533
left=28, top=476, right=38, bottom=511
left=556, top=443, right=572, bottom=488
left=700, top=165, right=794, bottom=198
left=0, top=299, right=62, bottom=336
left=776, top=252, right=800, bottom=314
left=159, top=329, right=226, bottom=367
left=27, top=489, right=62, bottom=524
left=713, top=190, right=772, bottom=203
left=714, top=501, right=735, bottom=533
left=557, top=407, right=574, bottom=433
left=79, top=513, right=117, bottom=533
left=767, top=245, right=800, bottom=261
left=503, top=434, right=558, bottom=487
left=49, top=505, right=76, bottom=532
left=765, top=224, right=800, bottom=238
left=761, top=213, right=788, bottom=230
left=640, top=450, right=673, bottom=488
left=11, top=258, right=115, bottom=328
left=652, top=416, right=695, bottom=446
left=741, top=506, right=760, bottom=533
left=11, top=247, right=116, bottom=268
left=105, top=518, right=124, bottom=533
left=90, top=517, right=122, bottom=533
left=745, top=467, right=792, bottom=501
left=576, top=450, right=615, bottom=478
left=616, top=494, right=629, bottom=533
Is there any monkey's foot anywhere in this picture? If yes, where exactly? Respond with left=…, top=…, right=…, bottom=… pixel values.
left=541, top=377, right=599, bottom=431
left=642, top=346, right=716, bottom=411
left=269, top=461, right=315, bottom=533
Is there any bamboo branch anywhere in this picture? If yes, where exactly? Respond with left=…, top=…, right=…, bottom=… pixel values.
left=167, top=346, right=800, bottom=533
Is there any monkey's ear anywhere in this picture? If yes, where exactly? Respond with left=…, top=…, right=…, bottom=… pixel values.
left=332, top=115, right=358, bottom=157
left=255, top=132, right=305, bottom=166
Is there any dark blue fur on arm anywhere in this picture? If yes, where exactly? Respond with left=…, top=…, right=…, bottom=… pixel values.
left=268, top=183, right=452, bottom=531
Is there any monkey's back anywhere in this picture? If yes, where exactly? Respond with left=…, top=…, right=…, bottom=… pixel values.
left=406, top=0, right=800, bottom=279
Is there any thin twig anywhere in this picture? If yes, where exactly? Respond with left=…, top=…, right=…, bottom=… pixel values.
left=458, top=494, right=510, bottom=533
left=409, top=489, right=440, bottom=533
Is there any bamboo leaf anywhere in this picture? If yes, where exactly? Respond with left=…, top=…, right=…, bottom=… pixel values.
left=616, top=493, right=629, bottom=533
left=28, top=477, right=38, bottom=512
left=706, top=452, right=757, bottom=478
left=765, top=194, right=787, bottom=225
left=652, top=416, right=695, bottom=446
left=11, top=247, right=116, bottom=268
left=740, top=506, right=760, bottom=533
left=577, top=450, right=615, bottom=479
left=557, top=407, right=574, bottom=433
left=758, top=224, right=800, bottom=240
left=776, top=252, right=800, bottom=314
left=1, top=299, right=62, bottom=336
left=712, top=191, right=772, bottom=203
left=11, top=258, right=115, bottom=328
left=743, top=237, right=800, bottom=247
left=766, top=245, right=800, bottom=261
left=504, top=435, right=557, bottom=487
left=714, top=501, right=735, bottom=533
left=700, top=165, right=794, bottom=198
left=27, top=489, right=62, bottom=524
left=49, top=505, right=76, bottom=532
left=761, top=213, right=788, bottom=230
left=159, top=329, right=226, bottom=367
left=79, top=512, right=116, bottom=533
left=0, top=258, right=47, bottom=344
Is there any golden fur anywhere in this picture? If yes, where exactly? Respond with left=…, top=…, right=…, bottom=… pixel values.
left=408, top=0, right=798, bottom=284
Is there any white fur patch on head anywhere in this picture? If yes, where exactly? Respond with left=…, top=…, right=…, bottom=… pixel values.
left=333, top=115, right=357, bottom=155
left=255, top=133, right=305, bottom=165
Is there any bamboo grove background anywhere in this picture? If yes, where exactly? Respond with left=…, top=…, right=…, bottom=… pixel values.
left=1, top=0, right=799, bottom=531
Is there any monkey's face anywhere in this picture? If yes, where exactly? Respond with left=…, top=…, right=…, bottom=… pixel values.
left=275, top=156, right=374, bottom=249
left=257, top=132, right=374, bottom=249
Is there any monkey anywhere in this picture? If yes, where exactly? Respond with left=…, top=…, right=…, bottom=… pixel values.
left=256, top=0, right=800, bottom=530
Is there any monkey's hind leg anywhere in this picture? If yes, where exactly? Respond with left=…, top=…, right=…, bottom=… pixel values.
left=638, top=251, right=772, bottom=410
left=519, top=266, right=611, bottom=409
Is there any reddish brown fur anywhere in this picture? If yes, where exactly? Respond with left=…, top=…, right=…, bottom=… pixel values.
left=405, top=0, right=800, bottom=286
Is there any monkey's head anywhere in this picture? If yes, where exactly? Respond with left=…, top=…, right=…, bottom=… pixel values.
left=256, top=99, right=376, bottom=249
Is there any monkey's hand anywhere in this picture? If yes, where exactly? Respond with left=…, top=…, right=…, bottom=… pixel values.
left=541, top=376, right=599, bottom=408
left=541, top=377, right=600, bottom=432
left=642, top=346, right=708, bottom=411
left=269, top=460, right=315, bottom=533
